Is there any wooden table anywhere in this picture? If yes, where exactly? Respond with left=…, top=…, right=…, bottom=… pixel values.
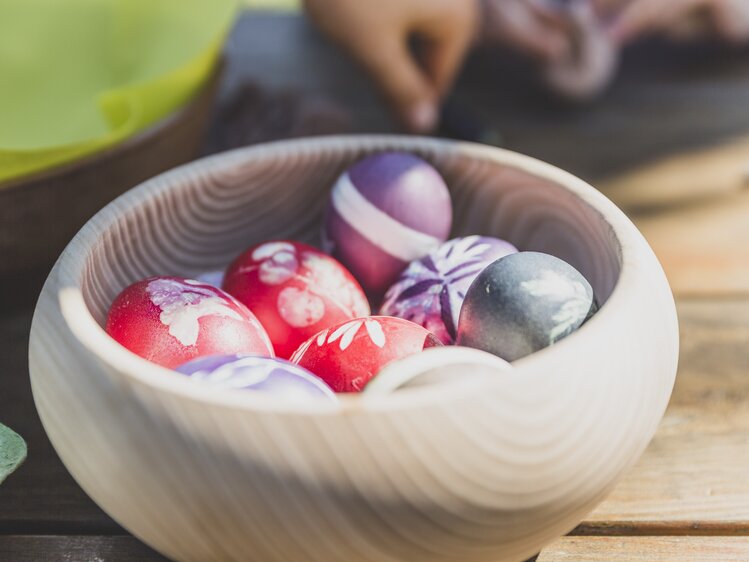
left=2, top=12, right=749, bottom=561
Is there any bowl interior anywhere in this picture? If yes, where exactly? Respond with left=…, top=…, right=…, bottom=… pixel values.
left=75, top=137, right=621, bottom=346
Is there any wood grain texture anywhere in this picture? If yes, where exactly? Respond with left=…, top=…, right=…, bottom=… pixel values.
left=538, top=537, right=749, bottom=561
left=28, top=136, right=677, bottom=561
left=584, top=299, right=749, bottom=532
left=0, top=307, right=119, bottom=534
left=600, top=135, right=749, bottom=296
left=6, top=300, right=747, bottom=539
left=0, top=535, right=166, bottom=562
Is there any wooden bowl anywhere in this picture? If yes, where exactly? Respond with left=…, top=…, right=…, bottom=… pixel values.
left=0, top=63, right=221, bottom=308
left=29, top=136, right=679, bottom=562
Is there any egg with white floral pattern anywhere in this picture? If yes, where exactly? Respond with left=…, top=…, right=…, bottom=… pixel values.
left=223, top=240, right=370, bottom=359
left=176, top=354, right=337, bottom=402
left=457, top=252, right=597, bottom=361
left=106, top=277, right=274, bottom=369
left=323, top=152, right=452, bottom=299
left=380, top=236, right=517, bottom=344
left=291, top=316, right=442, bottom=393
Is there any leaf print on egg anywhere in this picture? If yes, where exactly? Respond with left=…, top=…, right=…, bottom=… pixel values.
left=326, top=318, right=386, bottom=351
left=381, top=236, right=517, bottom=343
left=147, top=278, right=243, bottom=347
left=364, top=319, right=386, bottom=347
left=520, top=269, right=592, bottom=344
left=251, top=242, right=299, bottom=285
left=277, top=287, right=326, bottom=328
left=301, top=251, right=369, bottom=318
left=290, top=333, right=318, bottom=363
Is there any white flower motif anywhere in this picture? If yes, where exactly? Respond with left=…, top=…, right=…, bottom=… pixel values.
left=520, top=269, right=591, bottom=344
left=381, top=236, right=515, bottom=342
left=260, top=253, right=298, bottom=285
left=249, top=242, right=299, bottom=285
left=239, top=245, right=368, bottom=329
left=301, top=251, right=369, bottom=317
left=326, top=318, right=386, bottom=351
left=252, top=241, right=296, bottom=261
left=364, top=319, right=386, bottom=347
left=549, top=299, right=592, bottom=342
left=316, top=330, right=328, bottom=346
left=147, top=278, right=242, bottom=347
left=277, top=286, right=325, bottom=328
left=290, top=335, right=317, bottom=363
left=520, top=269, right=588, bottom=302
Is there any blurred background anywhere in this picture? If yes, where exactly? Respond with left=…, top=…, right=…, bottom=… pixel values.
left=2, top=0, right=748, bottom=304
left=2, top=0, right=749, bottom=560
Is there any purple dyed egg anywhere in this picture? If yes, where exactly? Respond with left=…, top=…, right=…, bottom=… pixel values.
left=176, top=354, right=337, bottom=402
left=323, top=152, right=452, bottom=298
left=380, top=236, right=517, bottom=344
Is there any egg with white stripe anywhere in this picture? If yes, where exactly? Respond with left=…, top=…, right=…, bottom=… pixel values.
left=323, top=152, right=452, bottom=298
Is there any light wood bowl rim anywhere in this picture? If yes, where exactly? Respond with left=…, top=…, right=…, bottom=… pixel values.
left=53, top=135, right=661, bottom=415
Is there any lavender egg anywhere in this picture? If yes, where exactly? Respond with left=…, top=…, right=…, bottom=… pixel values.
left=176, top=354, right=337, bottom=402
left=380, top=236, right=517, bottom=344
left=323, top=152, right=452, bottom=298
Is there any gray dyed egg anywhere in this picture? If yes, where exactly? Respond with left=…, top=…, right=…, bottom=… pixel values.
left=456, top=252, right=597, bottom=361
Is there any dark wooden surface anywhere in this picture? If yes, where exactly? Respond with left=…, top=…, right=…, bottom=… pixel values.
left=1, top=11, right=748, bottom=561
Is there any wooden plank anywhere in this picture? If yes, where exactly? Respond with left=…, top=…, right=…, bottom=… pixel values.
left=0, top=535, right=166, bottom=562
left=580, top=299, right=749, bottom=533
left=600, top=135, right=749, bottom=297
left=538, top=537, right=749, bottom=561
left=0, top=308, right=119, bottom=533
left=4, top=535, right=747, bottom=562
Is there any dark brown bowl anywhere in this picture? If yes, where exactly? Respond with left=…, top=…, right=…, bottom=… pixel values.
left=0, top=64, right=222, bottom=308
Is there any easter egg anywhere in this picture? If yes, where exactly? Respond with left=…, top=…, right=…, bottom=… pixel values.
left=291, top=316, right=441, bottom=393
left=176, top=354, right=336, bottom=402
left=222, top=240, right=370, bottom=359
left=363, top=346, right=512, bottom=396
left=380, top=236, right=517, bottom=344
left=106, top=276, right=274, bottom=369
left=457, top=252, right=597, bottom=361
left=323, top=152, right=453, bottom=298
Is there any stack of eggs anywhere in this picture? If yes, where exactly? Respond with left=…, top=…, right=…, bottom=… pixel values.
left=106, top=152, right=598, bottom=402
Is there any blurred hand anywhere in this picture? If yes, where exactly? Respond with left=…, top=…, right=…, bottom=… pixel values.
left=480, top=0, right=573, bottom=62
left=303, top=0, right=478, bottom=133
left=604, top=0, right=749, bottom=44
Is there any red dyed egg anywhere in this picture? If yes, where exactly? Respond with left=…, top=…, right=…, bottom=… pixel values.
left=223, top=240, right=370, bottom=359
left=291, top=316, right=441, bottom=393
left=106, top=276, right=273, bottom=369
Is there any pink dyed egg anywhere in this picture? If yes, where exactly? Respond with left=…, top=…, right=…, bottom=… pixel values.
left=291, top=316, right=441, bottom=393
left=323, top=152, right=452, bottom=298
left=222, top=240, right=370, bottom=359
left=380, top=236, right=518, bottom=343
left=106, top=276, right=274, bottom=369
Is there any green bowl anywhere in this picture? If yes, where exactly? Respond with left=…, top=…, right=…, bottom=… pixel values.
left=0, top=63, right=222, bottom=308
